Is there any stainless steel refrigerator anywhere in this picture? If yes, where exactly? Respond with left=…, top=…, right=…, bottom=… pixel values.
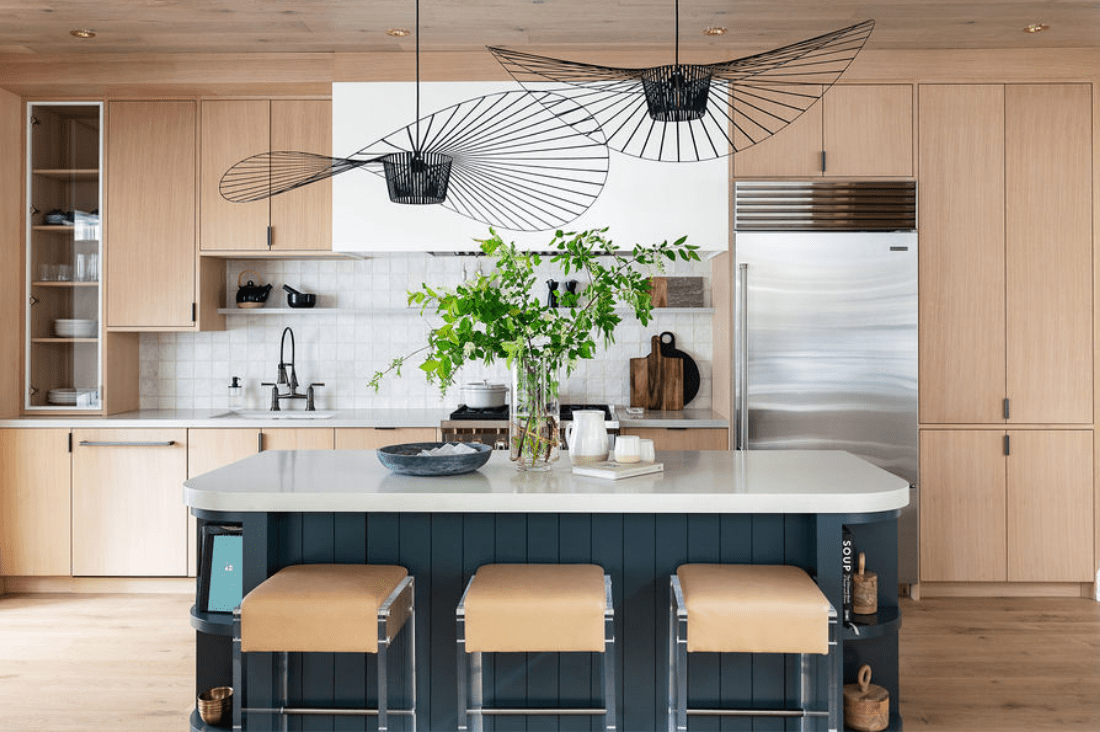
left=734, top=181, right=919, bottom=584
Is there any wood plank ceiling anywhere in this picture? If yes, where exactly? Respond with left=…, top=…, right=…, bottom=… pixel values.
left=0, top=0, right=1098, bottom=56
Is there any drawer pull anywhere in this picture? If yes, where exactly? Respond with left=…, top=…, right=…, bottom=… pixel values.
left=78, top=440, right=176, bottom=447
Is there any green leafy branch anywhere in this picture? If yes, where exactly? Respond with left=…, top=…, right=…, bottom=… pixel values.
left=367, top=227, right=700, bottom=394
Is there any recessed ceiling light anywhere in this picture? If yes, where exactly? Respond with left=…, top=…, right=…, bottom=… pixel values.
left=703, top=26, right=727, bottom=36
left=1022, top=23, right=1049, bottom=33
left=386, top=27, right=411, bottom=37
left=70, top=28, right=96, bottom=39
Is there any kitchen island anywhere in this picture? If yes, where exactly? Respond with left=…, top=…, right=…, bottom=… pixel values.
left=185, top=449, right=907, bottom=732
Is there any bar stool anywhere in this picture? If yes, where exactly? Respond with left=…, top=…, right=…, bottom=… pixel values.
left=232, top=564, right=416, bottom=732
left=456, top=563, right=616, bottom=731
left=669, top=564, right=839, bottom=732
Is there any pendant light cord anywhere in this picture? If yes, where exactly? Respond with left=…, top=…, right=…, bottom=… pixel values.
left=415, top=0, right=421, bottom=152
left=674, top=0, right=679, bottom=66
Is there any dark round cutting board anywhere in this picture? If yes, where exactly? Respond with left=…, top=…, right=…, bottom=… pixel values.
left=659, top=331, right=700, bottom=406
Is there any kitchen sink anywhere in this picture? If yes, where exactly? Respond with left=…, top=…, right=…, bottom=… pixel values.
left=215, top=410, right=337, bottom=420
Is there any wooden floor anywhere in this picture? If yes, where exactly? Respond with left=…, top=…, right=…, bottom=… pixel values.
left=0, top=593, right=1098, bottom=731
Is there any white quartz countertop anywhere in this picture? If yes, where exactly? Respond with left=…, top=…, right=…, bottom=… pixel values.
left=0, top=407, right=728, bottom=429
left=184, top=449, right=908, bottom=515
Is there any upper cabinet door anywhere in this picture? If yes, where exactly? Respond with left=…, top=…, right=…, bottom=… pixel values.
left=270, top=99, right=331, bottom=251
left=106, top=101, right=197, bottom=328
left=822, top=85, right=913, bottom=177
left=200, top=100, right=270, bottom=252
left=733, top=85, right=913, bottom=178
left=1004, top=84, right=1093, bottom=424
left=732, top=102, right=822, bottom=178
left=918, top=85, right=1006, bottom=424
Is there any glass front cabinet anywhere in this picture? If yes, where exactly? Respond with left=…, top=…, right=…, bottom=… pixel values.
left=25, top=102, right=103, bottom=412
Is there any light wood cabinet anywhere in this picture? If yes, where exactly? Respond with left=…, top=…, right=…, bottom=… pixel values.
left=919, top=83, right=1093, bottom=425
left=71, top=428, right=188, bottom=577
left=619, top=427, right=729, bottom=451
left=335, top=427, right=438, bottom=449
left=1006, top=430, right=1093, bottom=582
left=920, top=428, right=1094, bottom=583
left=105, top=100, right=199, bottom=329
left=187, top=428, right=259, bottom=576
left=733, top=85, right=913, bottom=178
left=261, top=427, right=334, bottom=451
left=919, top=429, right=1006, bottom=582
left=200, top=99, right=331, bottom=253
left=0, top=429, right=71, bottom=576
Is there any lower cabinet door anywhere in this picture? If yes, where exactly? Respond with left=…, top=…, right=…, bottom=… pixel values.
left=619, top=427, right=729, bottom=451
left=1007, top=429, right=1094, bottom=581
left=72, top=429, right=188, bottom=577
left=0, top=428, right=71, bottom=576
left=335, top=427, right=439, bottom=449
left=261, top=428, right=334, bottom=451
left=919, top=429, right=1007, bottom=582
left=187, top=428, right=260, bottom=576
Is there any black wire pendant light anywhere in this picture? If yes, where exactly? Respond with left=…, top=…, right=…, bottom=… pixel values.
left=487, top=2, right=874, bottom=162
left=219, top=0, right=610, bottom=231
left=382, top=0, right=451, bottom=204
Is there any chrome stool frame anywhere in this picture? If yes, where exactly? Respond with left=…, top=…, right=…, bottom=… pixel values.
left=669, top=574, right=839, bottom=732
left=456, top=573, right=617, bottom=732
left=231, top=575, right=416, bottom=732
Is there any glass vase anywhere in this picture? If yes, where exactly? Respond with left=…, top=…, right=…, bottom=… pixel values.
left=510, top=355, right=560, bottom=471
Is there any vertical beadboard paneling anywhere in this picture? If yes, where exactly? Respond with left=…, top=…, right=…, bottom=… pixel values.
left=241, top=512, right=842, bottom=732
left=558, top=514, right=595, bottom=732
left=494, top=513, right=529, bottom=732
left=332, top=514, right=369, bottom=732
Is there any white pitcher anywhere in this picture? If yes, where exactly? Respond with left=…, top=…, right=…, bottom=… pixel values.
left=565, top=410, right=610, bottom=465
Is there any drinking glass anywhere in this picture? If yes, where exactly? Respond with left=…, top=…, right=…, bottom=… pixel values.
left=614, top=435, right=641, bottom=463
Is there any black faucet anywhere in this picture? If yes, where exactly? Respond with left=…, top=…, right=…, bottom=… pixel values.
left=261, top=327, right=324, bottom=411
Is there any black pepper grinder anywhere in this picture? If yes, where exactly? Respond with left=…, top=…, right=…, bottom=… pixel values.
left=546, top=279, right=559, bottom=308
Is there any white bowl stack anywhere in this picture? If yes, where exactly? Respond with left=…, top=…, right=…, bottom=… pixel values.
left=54, top=319, right=97, bottom=338
left=46, top=388, right=97, bottom=406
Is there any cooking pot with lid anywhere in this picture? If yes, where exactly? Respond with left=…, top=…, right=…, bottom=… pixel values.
left=460, top=381, right=508, bottom=408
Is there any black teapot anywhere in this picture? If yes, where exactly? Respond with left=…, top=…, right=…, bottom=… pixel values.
left=236, top=270, right=272, bottom=308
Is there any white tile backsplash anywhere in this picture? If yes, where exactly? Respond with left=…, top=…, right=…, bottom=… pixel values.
left=139, top=254, right=717, bottom=412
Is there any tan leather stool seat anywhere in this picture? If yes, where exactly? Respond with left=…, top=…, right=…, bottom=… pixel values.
left=677, top=564, right=830, bottom=655
left=241, top=564, right=408, bottom=654
left=464, top=564, right=606, bottom=653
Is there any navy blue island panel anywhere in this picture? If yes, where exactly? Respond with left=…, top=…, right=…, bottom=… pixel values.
left=191, top=508, right=901, bottom=732
left=186, top=450, right=905, bottom=732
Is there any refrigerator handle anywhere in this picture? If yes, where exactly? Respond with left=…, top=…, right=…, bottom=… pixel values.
left=737, top=263, right=749, bottom=450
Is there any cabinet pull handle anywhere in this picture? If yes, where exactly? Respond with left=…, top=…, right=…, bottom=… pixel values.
left=77, top=440, right=176, bottom=447
left=257, top=431, right=264, bottom=453
left=1003, top=434, right=1010, bottom=456
left=266, top=225, right=273, bottom=248
left=1003, top=398, right=1010, bottom=420
left=820, top=150, right=827, bottom=173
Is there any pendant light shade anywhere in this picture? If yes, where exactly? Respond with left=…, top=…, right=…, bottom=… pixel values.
left=381, top=151, right=453, bottom=205
left=219, top=0, right=611, bottom=232
left=488, top=15, right=875, bottom=162
left=641, top=64, right=712, bottom=122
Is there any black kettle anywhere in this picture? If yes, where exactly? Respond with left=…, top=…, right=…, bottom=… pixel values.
left=236, top=270, right=272, bottom=307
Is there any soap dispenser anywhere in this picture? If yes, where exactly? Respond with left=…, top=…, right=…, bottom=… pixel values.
left=228, top=377, right=244, bottom=410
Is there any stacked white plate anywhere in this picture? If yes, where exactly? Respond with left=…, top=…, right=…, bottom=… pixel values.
left=47, top=388, right=97, bottom=406
left=54, top=319, right=97, bottom=338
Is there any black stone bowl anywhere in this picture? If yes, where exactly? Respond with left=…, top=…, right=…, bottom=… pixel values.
left=376, top=442, right=492, bottom=476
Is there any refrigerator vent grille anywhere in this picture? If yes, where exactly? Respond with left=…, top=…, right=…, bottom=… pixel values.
left=734, top=181, right=917, bottom=232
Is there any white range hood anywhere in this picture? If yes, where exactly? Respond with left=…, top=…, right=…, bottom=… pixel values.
left=332, top=81, right=729, bottom=254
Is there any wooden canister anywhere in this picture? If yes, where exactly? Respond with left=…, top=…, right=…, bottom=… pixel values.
left=844, top=664, right=890, bottom=732
left=852, top=552, right=878, bottom=615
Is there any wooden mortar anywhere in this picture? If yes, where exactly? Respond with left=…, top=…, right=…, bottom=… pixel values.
left=844, top=664, right=890, bottom=732
left=852, top=551, right=878, bottom=615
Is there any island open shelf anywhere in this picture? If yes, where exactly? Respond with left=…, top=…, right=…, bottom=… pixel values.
left=186, top=449, right=907, bottom=732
